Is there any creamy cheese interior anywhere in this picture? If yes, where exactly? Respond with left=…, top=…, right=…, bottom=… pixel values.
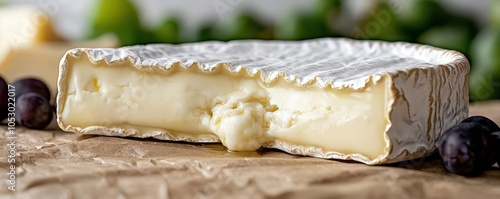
left=61, top=57, right=390, bottom=159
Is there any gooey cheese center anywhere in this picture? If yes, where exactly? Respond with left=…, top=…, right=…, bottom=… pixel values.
left=62, top=57, right=390, bottom=159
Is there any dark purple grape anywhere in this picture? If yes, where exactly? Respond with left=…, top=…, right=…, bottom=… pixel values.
left=492, top=131, right=500, bottom=166
left=13, top=78, right=51, bottom=101
left=53, top=91, right=58, bottom=113
left=15, top=92, right=53, bottom=130
left=439, top=122, right=496, bottom=176
left=0, top=76, right=8, bottom=121
left=461, top=116, right=500, bottom=132
left=460, top=116, right=500, bottom=166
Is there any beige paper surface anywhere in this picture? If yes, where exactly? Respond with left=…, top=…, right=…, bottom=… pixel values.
left=1, top=102, right=500, bottom=199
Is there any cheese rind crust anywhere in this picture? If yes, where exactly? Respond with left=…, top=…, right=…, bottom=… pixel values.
left=57, top=38, right=469, bottom=164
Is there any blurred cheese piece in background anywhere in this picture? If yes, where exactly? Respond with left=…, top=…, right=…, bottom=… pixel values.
left=0, top=5, right=63, bottom=61
left=0, top=35, right=119, bottom=95
left=0, top=5, right=119, bottom=97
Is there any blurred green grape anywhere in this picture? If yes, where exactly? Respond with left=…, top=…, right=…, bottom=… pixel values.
left=417, top=17, right=478, bottom=57
left=275, top=11, right=331, bottom=40
left=87, top=0, right=145, bottom=46
left=152, top=17, right=181, bottom=44
left=212, top=12, right=271, bottom=41
left=396, top=0, right=449, bottom=36
left=469, top=29, right=500, bottom=101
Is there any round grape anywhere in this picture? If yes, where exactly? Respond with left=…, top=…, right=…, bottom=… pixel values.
left=461, top=116, right=500, bottom=132
left=439, top=122, right=496, bottom=176
left=13, top=78, right=51, bottom=101
left=492, top=131, right=500, bottom=166
left=15, top=92, right=53, bottom=130
left=460, top=116, right=500, bottom=166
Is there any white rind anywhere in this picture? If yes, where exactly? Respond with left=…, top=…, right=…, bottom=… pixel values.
left=57, top=38, right=469, bottom=165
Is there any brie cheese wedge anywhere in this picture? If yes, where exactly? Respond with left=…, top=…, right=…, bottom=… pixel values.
left=57, top=38, right=469, bottom=164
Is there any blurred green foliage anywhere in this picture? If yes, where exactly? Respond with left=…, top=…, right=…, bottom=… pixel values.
left=211, top=12, right=272, bottom=41
left=395, top=0, right=449, bottom=38
left=85, top=0, right=500, bottom=101
left=468, top=0, right=500, bottom=101
left=492, top=0, right=500, bottom=29
left=357, top=2, right=410, bottom=42
left=87, top=0, right=182, bottom=45
left=152, top=17, right=181, bottom=44
left=312, top=0, right=341, bottom=20
left=418, top=17, right=478, bottom=57
left=87, top=0, right=146, bottom=46
left=275, top=11, right=331, bottom=40
left=196, top=23, right=216, bottom=42
left=469, top=29, right=500, bottom=101
left=312, top=0, right=342, bottom=34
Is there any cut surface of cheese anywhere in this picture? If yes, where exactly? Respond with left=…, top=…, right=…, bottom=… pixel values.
left=57, top=38, right=469, bottom=164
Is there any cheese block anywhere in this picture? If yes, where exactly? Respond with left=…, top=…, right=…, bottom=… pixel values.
left=56, top=38, right=469, bottom=164
left=0, top=5, right=63, bottom=62
left=0, top=5, right=119, bottom=97
left=0, top=35, right=119, bottom=98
